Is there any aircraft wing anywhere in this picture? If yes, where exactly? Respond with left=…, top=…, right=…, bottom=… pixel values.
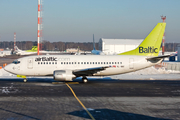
left=73, top=66, right=109, bottom=76
left=146, top=55, right=171, bottom=61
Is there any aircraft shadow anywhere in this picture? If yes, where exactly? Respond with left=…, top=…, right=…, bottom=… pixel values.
left=0, top=77, right=115, bottom=83
left=67, top=108, right=170, bottom=120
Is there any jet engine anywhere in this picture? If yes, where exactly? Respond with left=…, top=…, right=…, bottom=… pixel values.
left=53, top=70, right=76, bottom=81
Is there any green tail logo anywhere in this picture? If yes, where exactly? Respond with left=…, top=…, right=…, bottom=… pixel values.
left=119, top=23, right=166, bottom=57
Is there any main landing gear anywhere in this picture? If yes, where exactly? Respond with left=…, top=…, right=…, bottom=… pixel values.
left=82, top=76, right=88, bottom=83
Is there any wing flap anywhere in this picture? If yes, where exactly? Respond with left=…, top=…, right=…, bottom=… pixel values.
left=73, top=66, right=109, bottom=76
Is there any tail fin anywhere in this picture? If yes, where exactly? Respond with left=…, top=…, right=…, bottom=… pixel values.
left=14, top=46, right=22, bottom=52
left=31, top=46, right=37, bottom=51
left=119, top=23, right=166, bottom=57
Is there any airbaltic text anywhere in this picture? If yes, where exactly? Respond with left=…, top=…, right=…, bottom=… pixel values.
left=139, top=47, right=158, bottom=53
left=35, top=57, right=57, bottom=62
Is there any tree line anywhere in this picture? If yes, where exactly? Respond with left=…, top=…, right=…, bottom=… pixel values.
left=0, top=41, right=98, bottom=51
left=0, top=41, right=178, bottom=52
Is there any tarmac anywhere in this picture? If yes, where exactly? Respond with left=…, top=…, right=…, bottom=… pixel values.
left=0, top=78, right=180, bottom=120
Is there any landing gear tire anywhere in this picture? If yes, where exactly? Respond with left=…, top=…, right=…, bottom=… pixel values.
left=82, top=77, right=88, bottom=83
left=24, top=78, right=27, bottom=82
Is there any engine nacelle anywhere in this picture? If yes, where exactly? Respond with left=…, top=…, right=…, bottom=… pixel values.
left=53, top=70, right=76, bottom=81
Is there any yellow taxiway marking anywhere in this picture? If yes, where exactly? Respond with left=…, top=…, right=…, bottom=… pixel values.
left=66, top=82, right=79, bottom=84
left=52, top=82, right=79, bottom=85
left=65, top=83, right=95, bottom=120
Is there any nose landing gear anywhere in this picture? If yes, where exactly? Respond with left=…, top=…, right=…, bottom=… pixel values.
left=24, top=78, right=27, bottom=82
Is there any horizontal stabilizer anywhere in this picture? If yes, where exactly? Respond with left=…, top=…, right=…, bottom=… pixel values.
left=146, top=55, right=171, bottom=61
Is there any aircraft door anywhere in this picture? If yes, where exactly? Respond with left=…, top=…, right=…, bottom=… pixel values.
left=129, top=58, right=134, bottom=69
left=27, top=58, right=33, bottom=69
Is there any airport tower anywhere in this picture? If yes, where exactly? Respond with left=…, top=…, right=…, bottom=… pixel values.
left=161, top=16, right=166, bottom=55
left=37, top=0, right=43, bottom=55
left=14, top=32, right=16, bottom=51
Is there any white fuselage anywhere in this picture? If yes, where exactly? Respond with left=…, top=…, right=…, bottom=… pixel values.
left=4, top=55, right=162, bottom=77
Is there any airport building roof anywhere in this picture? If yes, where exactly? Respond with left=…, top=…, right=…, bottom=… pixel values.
left=99, top=38, right=143, bottom=45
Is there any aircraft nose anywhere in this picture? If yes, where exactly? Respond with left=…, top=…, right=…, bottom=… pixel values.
left=4, top=64, right=12, bottom=73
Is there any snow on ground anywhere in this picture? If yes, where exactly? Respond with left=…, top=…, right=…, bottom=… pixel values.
left=111, top=66, right=180, bottom=80
left=0, top=66, right=180, bottom=80
left=0, top=68, right=15, bottom=78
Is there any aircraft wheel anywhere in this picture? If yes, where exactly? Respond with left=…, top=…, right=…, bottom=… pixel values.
left=24, top=78, right=27, bottom=82
left=82, top=77, right=88, bottom=83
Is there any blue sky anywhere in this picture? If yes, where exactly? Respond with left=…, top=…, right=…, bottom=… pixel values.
left=0, top=0, right=180, bottom=43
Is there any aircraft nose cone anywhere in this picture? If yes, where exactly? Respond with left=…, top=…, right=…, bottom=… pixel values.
left=4, top=64, right=12, bottom=73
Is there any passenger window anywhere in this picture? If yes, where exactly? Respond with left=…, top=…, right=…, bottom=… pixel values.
left=78, top=62, right=80, bottom=64
left=75, top=62, right=76, bottom=64
left=104, top=62, right=106, bottom=64
left=112, top=62, right=114, bottom=64
left=84, top=62, right=86, bottom=64
left=109, top=62, right=111, bottom=64
left=66, top=62, right=68, bottom=64
left=98, top=62, right=100, bottom=64
left=52, top=62, right=54, bottom=64
left=81, top=62, right=83, bottom=64
left=115, top=62, right=116, bottom=64
left=55, top=62, right=57, bottom=64
left=61, top=62, right=63, bottom=64
left=46, top=62, right=48, bottom=64
left=93, top=62, right=94, bottom=64
left=72, top=62, right=73, bottom=64
left=49, top=62, right=51, bottom=64
left=38, top=62, right=40, bottom=64
left=69, top=62, right=71, bottom=64
left=95, top=62, right=97, bottom=64
left=87, top=62, right=89, bottom=64
left=44, top=62, right=45, bottom=64
left=106, top=62, right=108, bottom=64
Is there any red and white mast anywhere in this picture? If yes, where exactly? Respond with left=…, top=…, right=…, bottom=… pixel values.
left=37, top=0, right=42, bottom=55
left=14, top=32, right=16, bottom=51
left=161, top=16, right=166, bottom=55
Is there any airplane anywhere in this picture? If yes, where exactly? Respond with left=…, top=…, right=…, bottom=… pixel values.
left=91, top=34, right=105, bottom=55
left=14, top=46, right=37, bottom=55
left=14, top=46, right=62, bottom=55
left=4, top=23, right=169, bottom=83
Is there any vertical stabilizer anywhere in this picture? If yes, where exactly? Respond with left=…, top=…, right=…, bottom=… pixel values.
left=119, top=23, right=166, bottom=56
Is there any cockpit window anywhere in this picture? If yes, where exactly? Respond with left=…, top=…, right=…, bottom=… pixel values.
left=12, top=60, right=20, bottom=64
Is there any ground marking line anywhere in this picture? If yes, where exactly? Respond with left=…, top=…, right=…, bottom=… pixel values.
left=65, top=83, right=95, bottom=120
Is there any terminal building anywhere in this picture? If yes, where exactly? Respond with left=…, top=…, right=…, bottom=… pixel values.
left=98, top=38, right=143, bottom=55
